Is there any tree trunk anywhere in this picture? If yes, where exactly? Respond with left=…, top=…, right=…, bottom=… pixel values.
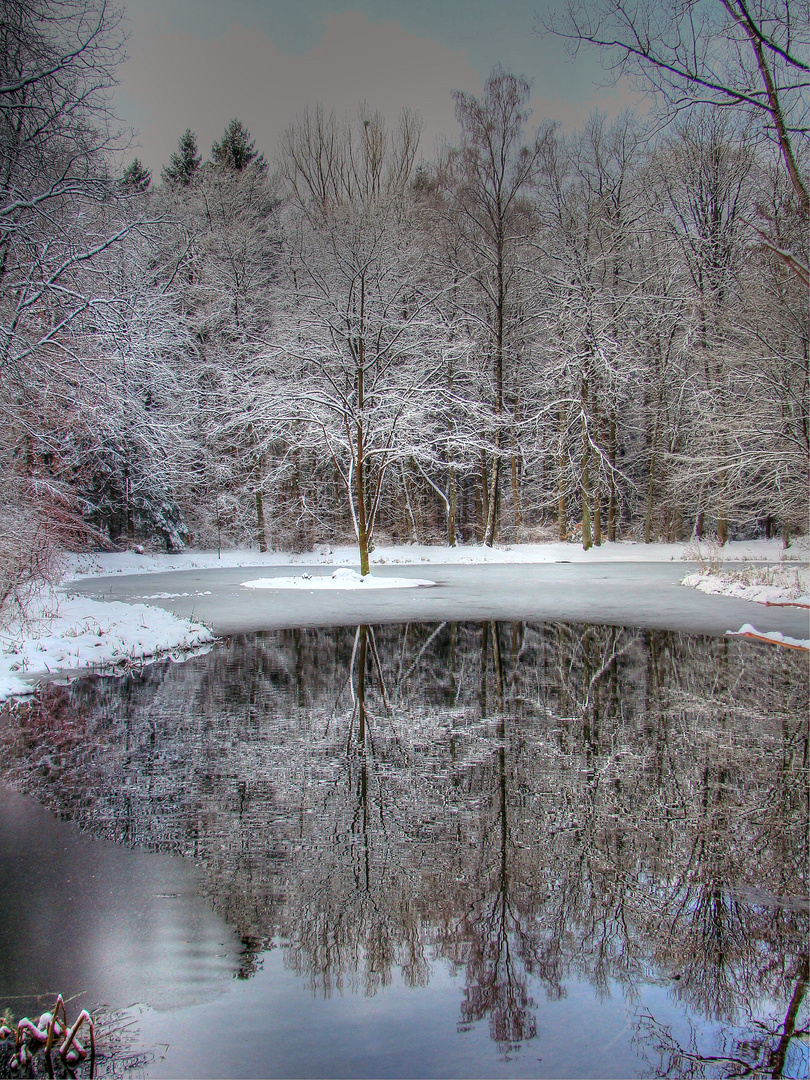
left=356, top=458, right=370, bottom=576
left=645, top=453, right=656, bottom=545
left=355, top=417, right=370, bottom=575
left=447, top=465, right=457, bottom=547
left=124, top=464, right=134, bottom=541
left=484, top=235, right=505, bottom=549
left=483, top=451, right=500, bottom=547
left=607, top=409, right=617, bottom=542
left=716, top=472, right=729, bottom=544
left=581, top=379, right=592, bottom=551
left=557, top=402, right=567, bottom=541
left=478, top=451, right=489, bottom=543
left=401, top=462, right=419, bottom=543
left=255, top=490, right=267, bottom=552
left=593, top=495, right=602, bottom=546
left=511, top=450, right=521, bottom=533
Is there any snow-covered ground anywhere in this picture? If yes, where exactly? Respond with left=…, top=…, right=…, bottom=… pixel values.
left=66, top=537, right=806, bottom=579
left=682, top=568, right=809, bottom=607
left=0, top=595, right=213, bottom=701
left=679, top=559, right=809, bottom=651
left=1, top=538, right=807, bottom=702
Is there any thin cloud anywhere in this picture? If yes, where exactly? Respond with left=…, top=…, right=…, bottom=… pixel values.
left=120, top=10, right=483, bottom=171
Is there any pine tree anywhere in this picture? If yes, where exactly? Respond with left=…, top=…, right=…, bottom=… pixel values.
left=211, top=119, right=265, bottom=172
left=122, top=157, right=151, bottom=192
left=161, top=129, right=202, bottom=186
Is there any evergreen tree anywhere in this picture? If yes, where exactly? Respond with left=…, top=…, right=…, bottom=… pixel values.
left=121, top=157, right=151, bottom=192
left=211, top=118, right=264, bottom=172
left=161, top=129, right=202, bottom=186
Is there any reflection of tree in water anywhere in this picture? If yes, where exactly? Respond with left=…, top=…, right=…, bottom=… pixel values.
left=443, top=624, right=539, bottom=1055
left=282, top=624, right=433, bottom=997
left=636, top=951, right=809, bottom=1078
left=0, top=622, right=806, bottom=1069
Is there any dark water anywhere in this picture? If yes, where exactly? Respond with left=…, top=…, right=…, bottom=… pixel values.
left=0, top=622, right=807, bottom=1079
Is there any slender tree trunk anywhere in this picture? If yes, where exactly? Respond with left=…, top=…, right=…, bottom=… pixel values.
left=716, top=469, right=728, bottom=544
left=354, top=282, right=371, bottom=576
left=484, top=454, right=500, bottom=546
left=593, top=494, right=602, bottom=547
left=356, top=443, right=370, bottom=576
left=645, top=385, right=663, bottom=544
left=124, top=463, right=134, bottom=541
left=247, top=437, right=267, bottom=550
left=557, top=402, right=567, bottom=541
left=484, top=237, right=505, bottom=548
left=607, top=409, right=617, bottom=542
left=355, top=360, right=370, bottom=575
left=581, top=377, right=592, bottom=550
left=401, top=461, right=419, bottom=543
left=479, top=451, right=489, bottom=542
left=255, top=490, right=267, bottom=552
left=645, top=453, right=656, bottom=545
left=511, top=448, right=521, bottom=533
left=592, top=394, right=602, bottom=547
left=447, top=465, right=457, bottom=547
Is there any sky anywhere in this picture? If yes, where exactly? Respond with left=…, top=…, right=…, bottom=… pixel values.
left=116, top=0, right=644, bottom=176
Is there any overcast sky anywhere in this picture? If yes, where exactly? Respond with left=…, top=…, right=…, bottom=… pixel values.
left=116, top=0, right=643, bottom=175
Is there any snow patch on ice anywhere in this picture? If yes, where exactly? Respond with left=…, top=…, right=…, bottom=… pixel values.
left=131, top=591, right=213, bottom=599
left=241, top=568, right=435, bottom=590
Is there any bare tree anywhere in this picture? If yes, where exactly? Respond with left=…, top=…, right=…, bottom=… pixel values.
left=278, top=102, right=423, bottom=219
left=0, top=0, right=135, bottom=617
left=443, top=66, right=551, bottom=546
left=541, top=0, right=809, bottom=278
left=532, top=113, right=649, bottom=547
left=252, top=200, right=453, bottom=573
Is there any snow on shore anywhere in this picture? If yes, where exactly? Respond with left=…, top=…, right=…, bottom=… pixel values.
left=0, top=594, right=213, bottom=702
left=681, top=562, right=809, bottom=650
left=1, top=538, right=806, bottom=702
left=726, top=625, right=809, bottom=651
left=682, top=571, right=809, bottom=608
left=66, top=537, right=805, bottom=579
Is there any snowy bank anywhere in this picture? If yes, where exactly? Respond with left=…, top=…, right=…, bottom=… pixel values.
left=681, top=563, right=809, bottom=609
left=0, top=594, right=213, bottom=702
left=66, top=537, right=807, bottom=580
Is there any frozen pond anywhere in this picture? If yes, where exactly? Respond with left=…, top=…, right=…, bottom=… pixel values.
left=0, top=622, right=807, bottom=1078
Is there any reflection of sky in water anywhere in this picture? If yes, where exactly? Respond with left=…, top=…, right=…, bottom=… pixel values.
left=0, top=622, right=806, bottom=1078
left=0, top=786, right=238, bottom=1014
left=129, top=958, right=810, bottom=1079
left=133, top=955, right=649, bottom=1079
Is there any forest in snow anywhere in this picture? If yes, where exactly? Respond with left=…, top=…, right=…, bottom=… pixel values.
left=1, top=0, right=807, bottom=610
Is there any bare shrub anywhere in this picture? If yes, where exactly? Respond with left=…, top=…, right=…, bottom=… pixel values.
left=0, top=478, right=109, bottom=627
left=682, top=535, right=724, bottom=574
